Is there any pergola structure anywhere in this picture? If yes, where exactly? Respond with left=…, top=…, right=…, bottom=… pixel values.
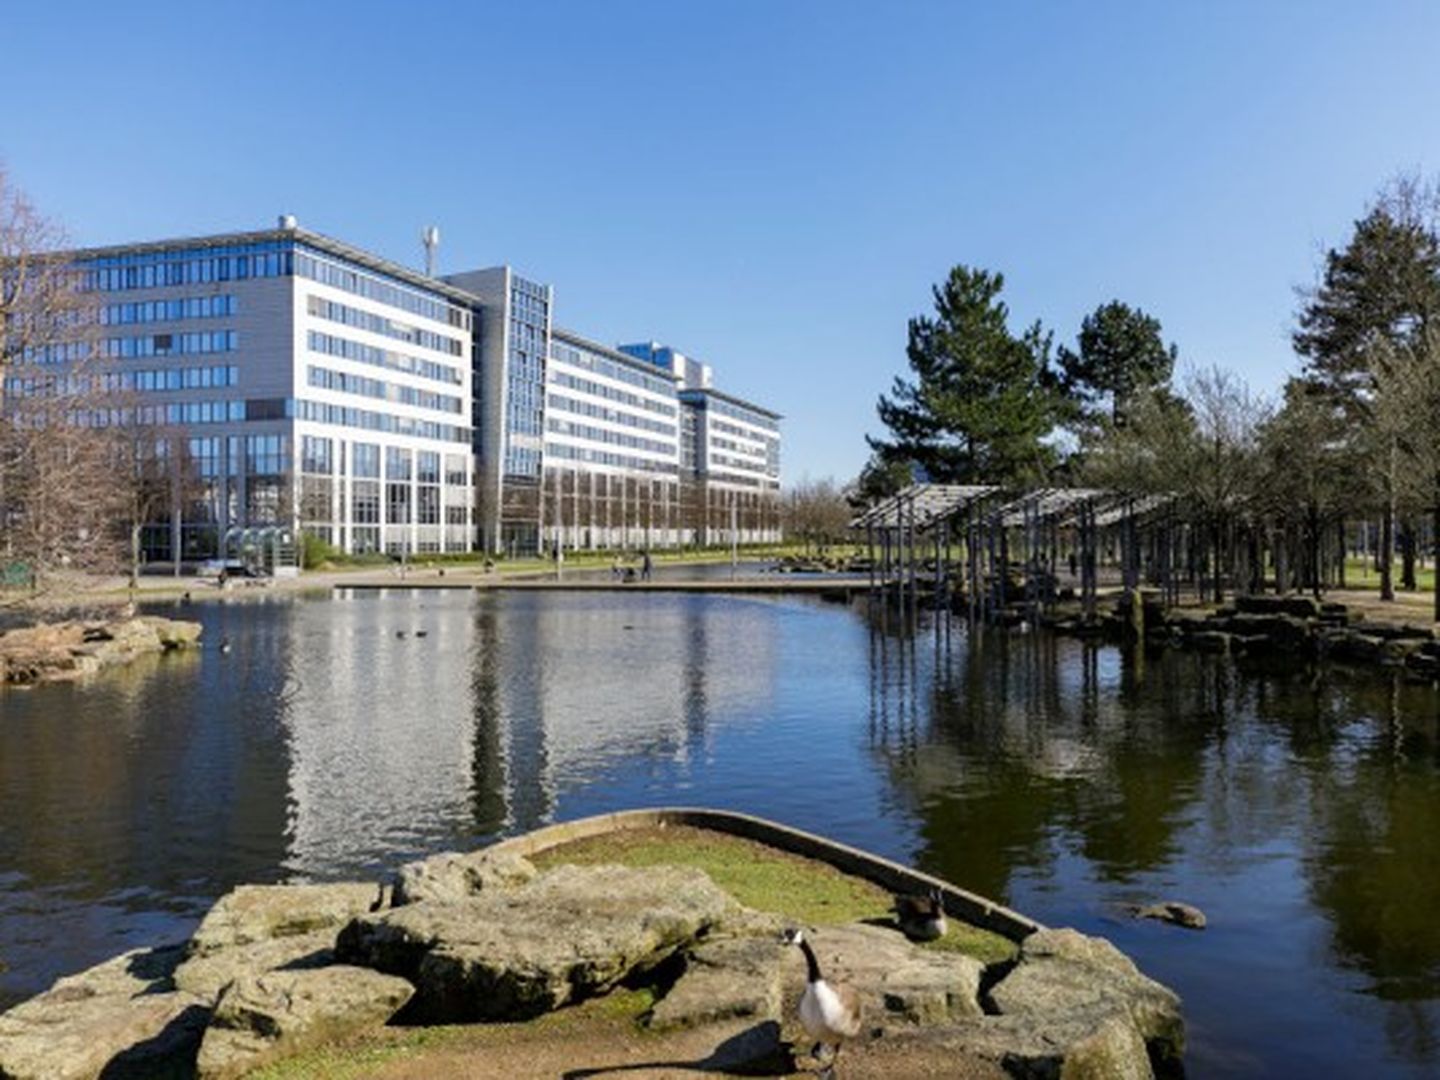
left=851, top=483, right=1179, bottom=622
left=850, top=485, right=997, bottom=606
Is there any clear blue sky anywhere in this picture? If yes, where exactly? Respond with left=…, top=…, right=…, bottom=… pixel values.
left=5, top=2, right=1440, bottom=484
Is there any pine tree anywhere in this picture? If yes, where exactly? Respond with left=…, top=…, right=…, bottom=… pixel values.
left=1056, top=300, right=1177, bottom=425
left=871, top=266, right=1056, bottom=487
left=1294, top=200, right=1440, bottom=412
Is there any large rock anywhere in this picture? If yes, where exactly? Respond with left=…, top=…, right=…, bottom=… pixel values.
left=790, top=924, right=986, bottom=1028
left=336, top=863, right=736, bottom=1022
left=196, top=966, right=414, bottom=1080
left=652, top=921, right=986, bottom=1035
left=174, top=882, right=383, bottom=1005
left=898, top=1011, right=1154, bottom=1080
left=174, top=929, right=336, bottom=1003
left=1132, top=902, right=1206, bottom=931
left=0, top=944, right=208, bottom=1080
left=391, top=849, right=536, bottom=905
left=648, top=937, right=787, bottom=1031
left=988, top=928, right=1183, bottom=1073
left=1321, top=629, right=1386, bottom=664
left=187, top=882, right=381, bottom=956
left=1221, top=612, right=1312, bottom=652
left=0, top=617, right=201, bottom=685
left=1235, top=594, right=1320, bottom=619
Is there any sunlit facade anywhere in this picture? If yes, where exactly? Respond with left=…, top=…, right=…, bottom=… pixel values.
left=40, top=220, right=779, bottom=560
left=55, top=220, right=475, bottom=561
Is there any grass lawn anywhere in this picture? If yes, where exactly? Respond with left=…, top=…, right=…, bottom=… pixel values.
left=530, top=825, right=1017, bottom=965
left=1343, top=556, right=1436, bottom=592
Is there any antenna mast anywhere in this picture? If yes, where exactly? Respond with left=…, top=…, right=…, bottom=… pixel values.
left=421, top=226, right=440, bottom=276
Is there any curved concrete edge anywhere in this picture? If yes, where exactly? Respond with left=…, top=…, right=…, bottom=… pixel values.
left=484, top=807, right=1043, bottom=942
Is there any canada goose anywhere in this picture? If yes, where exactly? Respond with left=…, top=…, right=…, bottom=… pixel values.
left=218, top=636, right=232, bottom=655
left=783, top=928, right=862, bottom=1077
left=894, top=887, right=947, bottom=941
left=415, top=630, right=428, bottom=638
left=396, top=630, right=407, bottom=639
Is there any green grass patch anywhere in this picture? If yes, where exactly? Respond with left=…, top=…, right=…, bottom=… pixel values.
left=532, top=825, right=1017, bottom=965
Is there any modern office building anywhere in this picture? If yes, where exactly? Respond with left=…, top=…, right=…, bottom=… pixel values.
left=42, top=219, right=476, bottom=563
left=19, top=219, right=779, bottom=560
left=620, top=342, right=782, bottom=545
left=541, top=329, right=685, bottom=551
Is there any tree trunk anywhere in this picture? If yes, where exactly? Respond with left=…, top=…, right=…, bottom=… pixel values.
left=1434, top=475, right=1440, bottom=624
left=1381, top=501, right=1395, bottom=602
left=129, top=521, right=140, bottom=592
left=1400, top=519, right=1417, bottom=591
left=1337, top=518, right=1347, bottom=589
left=1212, top=517, right=1224, bottom=605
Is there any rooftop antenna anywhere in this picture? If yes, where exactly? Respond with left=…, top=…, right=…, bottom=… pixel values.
left=421, top=225, right=440, bottom=276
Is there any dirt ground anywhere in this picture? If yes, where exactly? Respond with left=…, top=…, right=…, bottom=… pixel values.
left=266, top=1009, right=1004, bottom=1080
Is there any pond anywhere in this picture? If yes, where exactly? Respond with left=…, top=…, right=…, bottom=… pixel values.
left=1, top=589, right=1438, bottom=1076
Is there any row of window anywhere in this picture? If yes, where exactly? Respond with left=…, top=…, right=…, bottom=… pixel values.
left=76, top=400, right=249, bottom=428
left=100, top=295, right=237, bottom=326
left=306, top=295, right=465, bottom=357
left=688, top=393, right=780, bottom=432
left=106, top=330, right=237, bottom=359
left=294, top=398, right=471, bottom=444
left=20, top=339, right=96, bottom=365
left=546, top=441, right=681, bottom=475
left=504, top=445, right=541, bottom=478
left=296, top=248, right=470, bottom=330
left=552, top=340, right=678, bottom=399
left=710, top=416, right=772, bottom=440
left=305, top=438, right=468, bottom=483
left=306, top=365, right=463, bottom=415
left=710, top=452, right=775, bottom=475
left=711, top=435, right=767, bottom=458
left=307, top=330, right=461, bottom=386
left=546, top=392, right=677, bottom=438
left=104, top=365, right=241, bottom=393
left=82, top=243, right=292, bottom=291
left=548, top=368, right=677, bottom=417
left=545, top=418, right=675, bottom=457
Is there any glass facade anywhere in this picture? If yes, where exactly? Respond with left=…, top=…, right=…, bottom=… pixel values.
left=502, top=274, right=549, bottom=478
left=80, top=241, right=292, bottom=291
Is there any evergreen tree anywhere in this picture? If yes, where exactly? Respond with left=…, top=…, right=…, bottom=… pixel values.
left=1294, top=178, right=1440, bottom=601
left=871, top=265, right=1056, bottom=487
left=848, top=452, right=914, bottom=508
left=1294, top=194, right=1440, bottom=412
left=1056, top=300, right=1177, bottom=425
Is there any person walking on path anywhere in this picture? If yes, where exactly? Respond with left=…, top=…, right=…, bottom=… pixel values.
left=641, top=550, right=653, bottom=582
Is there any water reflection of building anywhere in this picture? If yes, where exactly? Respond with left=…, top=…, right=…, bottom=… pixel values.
left=280, top=590, right=479, bottom=875
left=276, top=590, right=778, bottom=868
left=483, top=593, right=778, bottom=831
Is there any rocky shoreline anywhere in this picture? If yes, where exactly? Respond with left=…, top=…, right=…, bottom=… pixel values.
left=1049, top=591, right=1440, bottom=679
left=0, top=838, right=1184, bottom=1079
left=0, top=616, right=203, bottom=686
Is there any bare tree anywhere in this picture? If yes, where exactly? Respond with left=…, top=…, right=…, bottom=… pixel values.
left=1372, top=329, right=1440, bottom=618
left=0, top=168, right=127, bottom=600
left=782, top=477, right=852, bottom=553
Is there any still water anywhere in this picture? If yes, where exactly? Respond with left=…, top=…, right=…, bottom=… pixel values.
left=2, top=589, right=1439, bottom=1076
